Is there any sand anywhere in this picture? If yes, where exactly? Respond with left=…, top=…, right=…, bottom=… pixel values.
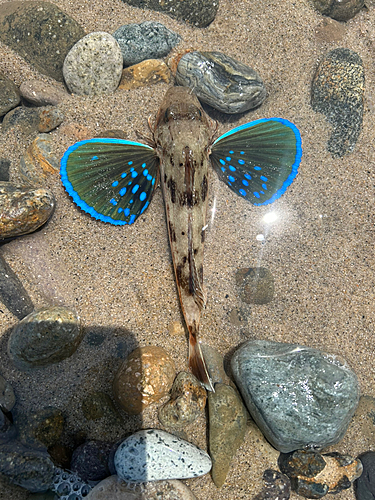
left=0, top=0, right=374, bottom=498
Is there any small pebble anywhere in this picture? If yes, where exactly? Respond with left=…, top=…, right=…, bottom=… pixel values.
left=253, top=469, right=291, bottom=500
left=8, top=306, right=83, bottom=370
left=63, top=32, right=123, bottom=95
left=0, top=253, right=34, bottom=319
left=19, top=80, right=68, bottom=106
left=311, top=0, right=364, bottom=21
left=0, top=182, right=55, bottom=240
left=113, top=345, right=175, bottom=415
left=114, top=429, right=212, bottom=482
left=81, top=391, right=122, bottom=424
left=176, top=51, right=266, bottom=114
left=20, top=134, right=60, bottom=186
left=235, top=267, right=274, bottom=304
left=15, top=407, right=64, bottom=449
left=71, top=440, right=113, bottom=482
left=0, top=159, right=10, bottom=181
left=0, top=374, right=16, bottom=412
left=118, top=59, right=172, bottom=90
left=0, top=73, right=20, bottom=116
left=37, top=107, right=64, bottom=133
left=354, top=451, right=375, bottom=500
left=200, top=344, right=231, bottom=385
left=51, top=467, right=92, bottom=499
left=2, top=106, right=64, bottom=134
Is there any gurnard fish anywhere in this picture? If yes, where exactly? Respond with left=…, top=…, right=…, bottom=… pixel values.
left=60, top=86, right=302, bottom=391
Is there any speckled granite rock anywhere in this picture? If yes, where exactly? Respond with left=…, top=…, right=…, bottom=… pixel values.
left=71, top=441, right=113, bottom=482
left=0, top=73, right=20, bottom=116
left=0, top=253, right=34, bottom=319
left=310, top=0, right=364, bottom=21
left=253, top=469, right=291, bottom=500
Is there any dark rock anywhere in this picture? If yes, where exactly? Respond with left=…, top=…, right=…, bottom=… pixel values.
left=0, top=408, right=17, bottom=445
left=81, top=391, right=122, bottom=424
left=71, top=440, right=113, bottom=482
left=15, top=407, right=64, bottom=449
left=0, top=253, right=34, bottom=319
left=311, top=0, right=364, bottom=22
left=0, top=73, right=20, bottom=117
left=2, top=106, right=64, bottom=134
left=253, top=469, right=291, bottom=500
left=19, top=80, right=67, bottom=106
left=0, top=374, right=16, bottom=412
left=0, top=159, right=10, bottom=182
left=235, top=267, right=274, bottom=304
left=354, top=451, right=375, bottom=500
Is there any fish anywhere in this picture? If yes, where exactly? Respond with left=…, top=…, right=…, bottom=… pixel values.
left=60, top=86, right=302, bottom=391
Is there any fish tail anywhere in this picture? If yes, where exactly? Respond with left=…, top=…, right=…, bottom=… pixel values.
left=188, top=326, right=214, bottom=392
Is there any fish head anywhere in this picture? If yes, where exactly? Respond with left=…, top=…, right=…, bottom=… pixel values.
left=155, top=87, right=209, bottom=128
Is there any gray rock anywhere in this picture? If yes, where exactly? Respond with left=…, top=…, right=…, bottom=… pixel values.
left=19, top=80, right=67, bottom=106
left=37, top=107, right=65, bottom=133
left=235, top=267, right=274, bottom=304
left=0, top=253, right=34, bottom=319
left=71, top=441, right=113, bottom=482
left=355, top=451, right=375, bottom=500
left=0, top=159, right=10, bottom=181
left=63, top=32, right=123, bottom=95
left=231, top=340, right=359, bottom=453
left=15, top=407, right=64, bottom=449
left=311, top=0, right=364, bottom=21
left=113, top=22, right=180, bottom=66
left=176, top=51, right=266, bottom=114
left=0, top=408, right=17, bottom=445
left=8, top=306, right=82, bottom=370
left=0, top=374, right=16, bottom=412
left=2, top=106, right=64, bottom=134
left=0, top=73, right=20, bottom=117
left=200, top=344, right=230, bottom=385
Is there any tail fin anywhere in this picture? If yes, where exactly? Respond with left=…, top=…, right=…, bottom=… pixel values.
left=189, top=332, right=214, bottom=392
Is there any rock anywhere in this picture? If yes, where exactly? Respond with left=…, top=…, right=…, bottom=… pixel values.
left=71, top=441, right=113, bottom=482
left=119, top=0, right=218, bottom=27
left=208, top=383, right=247, bottom=487
left=15, top=407, right=64, bottom=449
left=176, top=51, right=266, bottom=114
left=8, top=306, right=83, bottom=370
left=0, top=182, right=55, bottom=240
left=235, top=267, right=274, bottom=304
left=81, top=391, right=122, bottom=424
left=0, top=73, right=20, bottom=117
left=113, top=345, right=175, bottom=415
left=200, top=344, right=230, bottom=385
left=0, top=441, right=55, bottom=492
left=311, top=48, right=364, bottom=157
left=0, top=159, right=10, bottom=181
left=253, top=469, right=291, bottom=500
left=63, top=32, right=123, bottom=95
left=28, top=492, right=56, bottom=500
left=113, top=22, right=180, bottom=66
left=51, top=467, right=92, bottom=498
left=20, top=134, right=60, bottom=186
left=2, top=106, right=64, bottom=134
left=118, top=59, right=172, bottom=90
left=0, top=253, right=34, bottom=319
left=0, top=1, right=85, bottom=81
left=0, top=374, right=16, bottom=412
left=354, top=451, right=375, bottom=500
left=19, top=80, right=67, bottom=106
left=87, top=475, right=198, bottom=500
left=279, top=449, right=363, bottom=498
left=0, top=408, right=17, bottom=445
left=231, top=340, right=359, bottom=453
left=37, top=107, right=64, bottom=133
left=311, top=0, right=364, bottom=21
left=158, top=371, right=206, bottom=429
left=114, top=429, right=212, bottom=482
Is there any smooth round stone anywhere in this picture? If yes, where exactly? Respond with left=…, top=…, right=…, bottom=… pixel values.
left=254, top=470, right=291, bottom=500
left=71, top=440, right=113, bottom=482
left=355, top=451, right=375, bottom=500
left=0, top=253, right=34, bottom=320
left=113, top=22, right=180, bottom=66
left=16, top=407, right=64, bottom=449
left=51, top=467, right=92, bottom=498
left=0, top=72, right=20, bottom=116
left=63, top=32, right=123, bottom=95
left=113, top=346, right=175, bottom=415
left=8, top=306, right=82, bottom=370
left=37, top=107, right=64, bottom=133
left=0, top=182, right=55, bottom=240
left=235, top=267, right=274, bottom=304
left=176, top=51, right=266, bottom=114
left=311, top=0, right=364, bottom=21
left=19, top=80, right=67, bottom=106
left=114, top=429, right=212, bottom=482
left=0, top=374, right=16, bottom=412
left=231, top=340, right=359, bottom=453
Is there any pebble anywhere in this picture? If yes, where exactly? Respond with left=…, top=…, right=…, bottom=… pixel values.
left=311, top=0, right=364, bottom=21
left=279, top=449, right=363, bottom=498
left=20, top=134, right=60, bottom=186
left=37, top=107, right=65, bottom=133
left=87, top=475, right=198, bottom=500
left=0, top=440, right=55, bottom=492
left=231, top=340, right=359, bottom=453
left=0, top=408, right=17, bottom=444
left=253, top=469, right=291, bottom=500
left=158, top=371, right=206, bottom=429
left=0, top=158, right=10, bottom=181
left=200, top=344, right=231, bottom=385
left=113, top=22, right=181, bottom=66
left=235, top=267, right=274, bottom=305
left=114, top=429, right=212, bottom=482
left=0, top=1, right=85, bottom=81
left=113, top=345, right=175, bottom=415
left=0, top=182, right=55, bottom=240
left=354, top=451, right=375, bottom=500
left=311, top=48, right=364, bottom=157
left=120, top=0, right=218, bottom=27
left=0, top=72, right=20, bottom=116
left=2, top=106, right=64, bottom=134
left=51, top=467, right=92, bottom=499
left=63, top=32, right=123, bottom=96
left=175, top=51, right=266, bottom=114
left=19, top=80, right=68, bottom=106
left=208, top=383, right=248, bottom=487
left=71, top=440, right=113, bottom=482
left=15, top=407, right=64, bottom=449
left=118, top=59, right=172, bottom=90
left=0, top=253, right=34, bottom=319
left=0, top=374, right=16, bottom=412
left=81, top=391, right=122, bottom=424
left=8, top=306, right=83, bottom=370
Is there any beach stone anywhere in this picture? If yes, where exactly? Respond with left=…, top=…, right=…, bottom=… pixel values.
left=51, top=467, right=92, bottom=498
left=200, top=344, right=230, bottom=385
left=37, top=107, right=64, bottom=133
left=16, top=407, right=64, bottom=449
left=63, top=32, right=123, bottom=95
left=19, top=80, right=67, bottom=106
left=0, top=441, right=55, bottom=492
left=0, top=182, right=55, bottom=240
left=118, top=59, right=172, bottom=90
left=81, top=391, right=122, bottom=424
left=311, top=48, right=364, bottom=157
left=176, top=51, right=266, bottom=113
left=8, top=306, right=82, bottom=370
left=87, top=475, right=198, bottom=500
left=20, top=134, right=60, bottom=186
left=114, top=429, right=212, bottom=482
left=113, top=345, right=175, bottom=415
left=158, top=371, right=206, bottom=429
left=71, top=440, right=113, bottom=482
left=354, top=451, right=375, bottom=500
left=279, top=449, right=363, bottom=498
left=0, top=408, right=17, bottom=444
left=208, top=383, right=248, bottom=487
left=120, top=0, right=218, bottom=27
left=235, top=267, right=274, bottom=304
left=0, top=73, right=20, bottom=116
left=2, top=106, right=40, bottom=134
left=254, top=469, right=291, bottom=500
left=231, top=340, right=359, bottom=453
left=311, top=0, right=364, bottom=21
left=0, top=159, right=10, bottom=181
left=0, top=374, right=16, bottom=412
left=0, top=253, right=34, bottom=320
left=0, top=1, right=85, bottom=81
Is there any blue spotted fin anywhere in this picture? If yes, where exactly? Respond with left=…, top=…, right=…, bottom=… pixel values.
left=60, top=138, right=159, bottom=225
left=210, top=118, right=302, bottom=205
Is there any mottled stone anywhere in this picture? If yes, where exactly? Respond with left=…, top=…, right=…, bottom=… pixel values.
left=231, top=340, right=359, bottom=453
left=354, top=451, right=375, bottom=500
left=8, top=306, right=82, bottom=370
left=81, top=391, right=122, bottom=424
left=279, top=449, right=363, bottom=498
left=114, top=429, right=212, bottom=482
left=0, top=253, right=34, bottom=319
left=0, top=182, right=55, bottom=240
left=113, top=345, right=175, bottom=415
left=0, top=1, right=85, bottom=81
left=19, top=80, right=67, bottom=106
left=200, top=344, right=230, bottom=385
left=176, top=51, right=266, bottom=113
left=0, top=73, right=20, bottom=117
left=254, top=469, right=291, bottom=500
left=235, top=267, right=274, bottom=304
left=118, top=59, right=172, bottom=90
left=311, top=0, right=364, bottom=21
left=208, top=383, right=247, bottom=487
left=20, top=134, right=60, bottom=186
left=16, top=407, right=64, bottom=449
left=0, top=374, right=16, bottom=412
left=311, top=48, right=364, bottom=157
left=2, top=106, right=63, bottom=134
left=37, top=107, right=64, bottom=133
left=71, top=441, right=113, bottom=482
left=0, top=159, right=10, bottom=181
left=51, top=467, right=92, bottom=498
left=63, top=32, right=123, bottom=96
